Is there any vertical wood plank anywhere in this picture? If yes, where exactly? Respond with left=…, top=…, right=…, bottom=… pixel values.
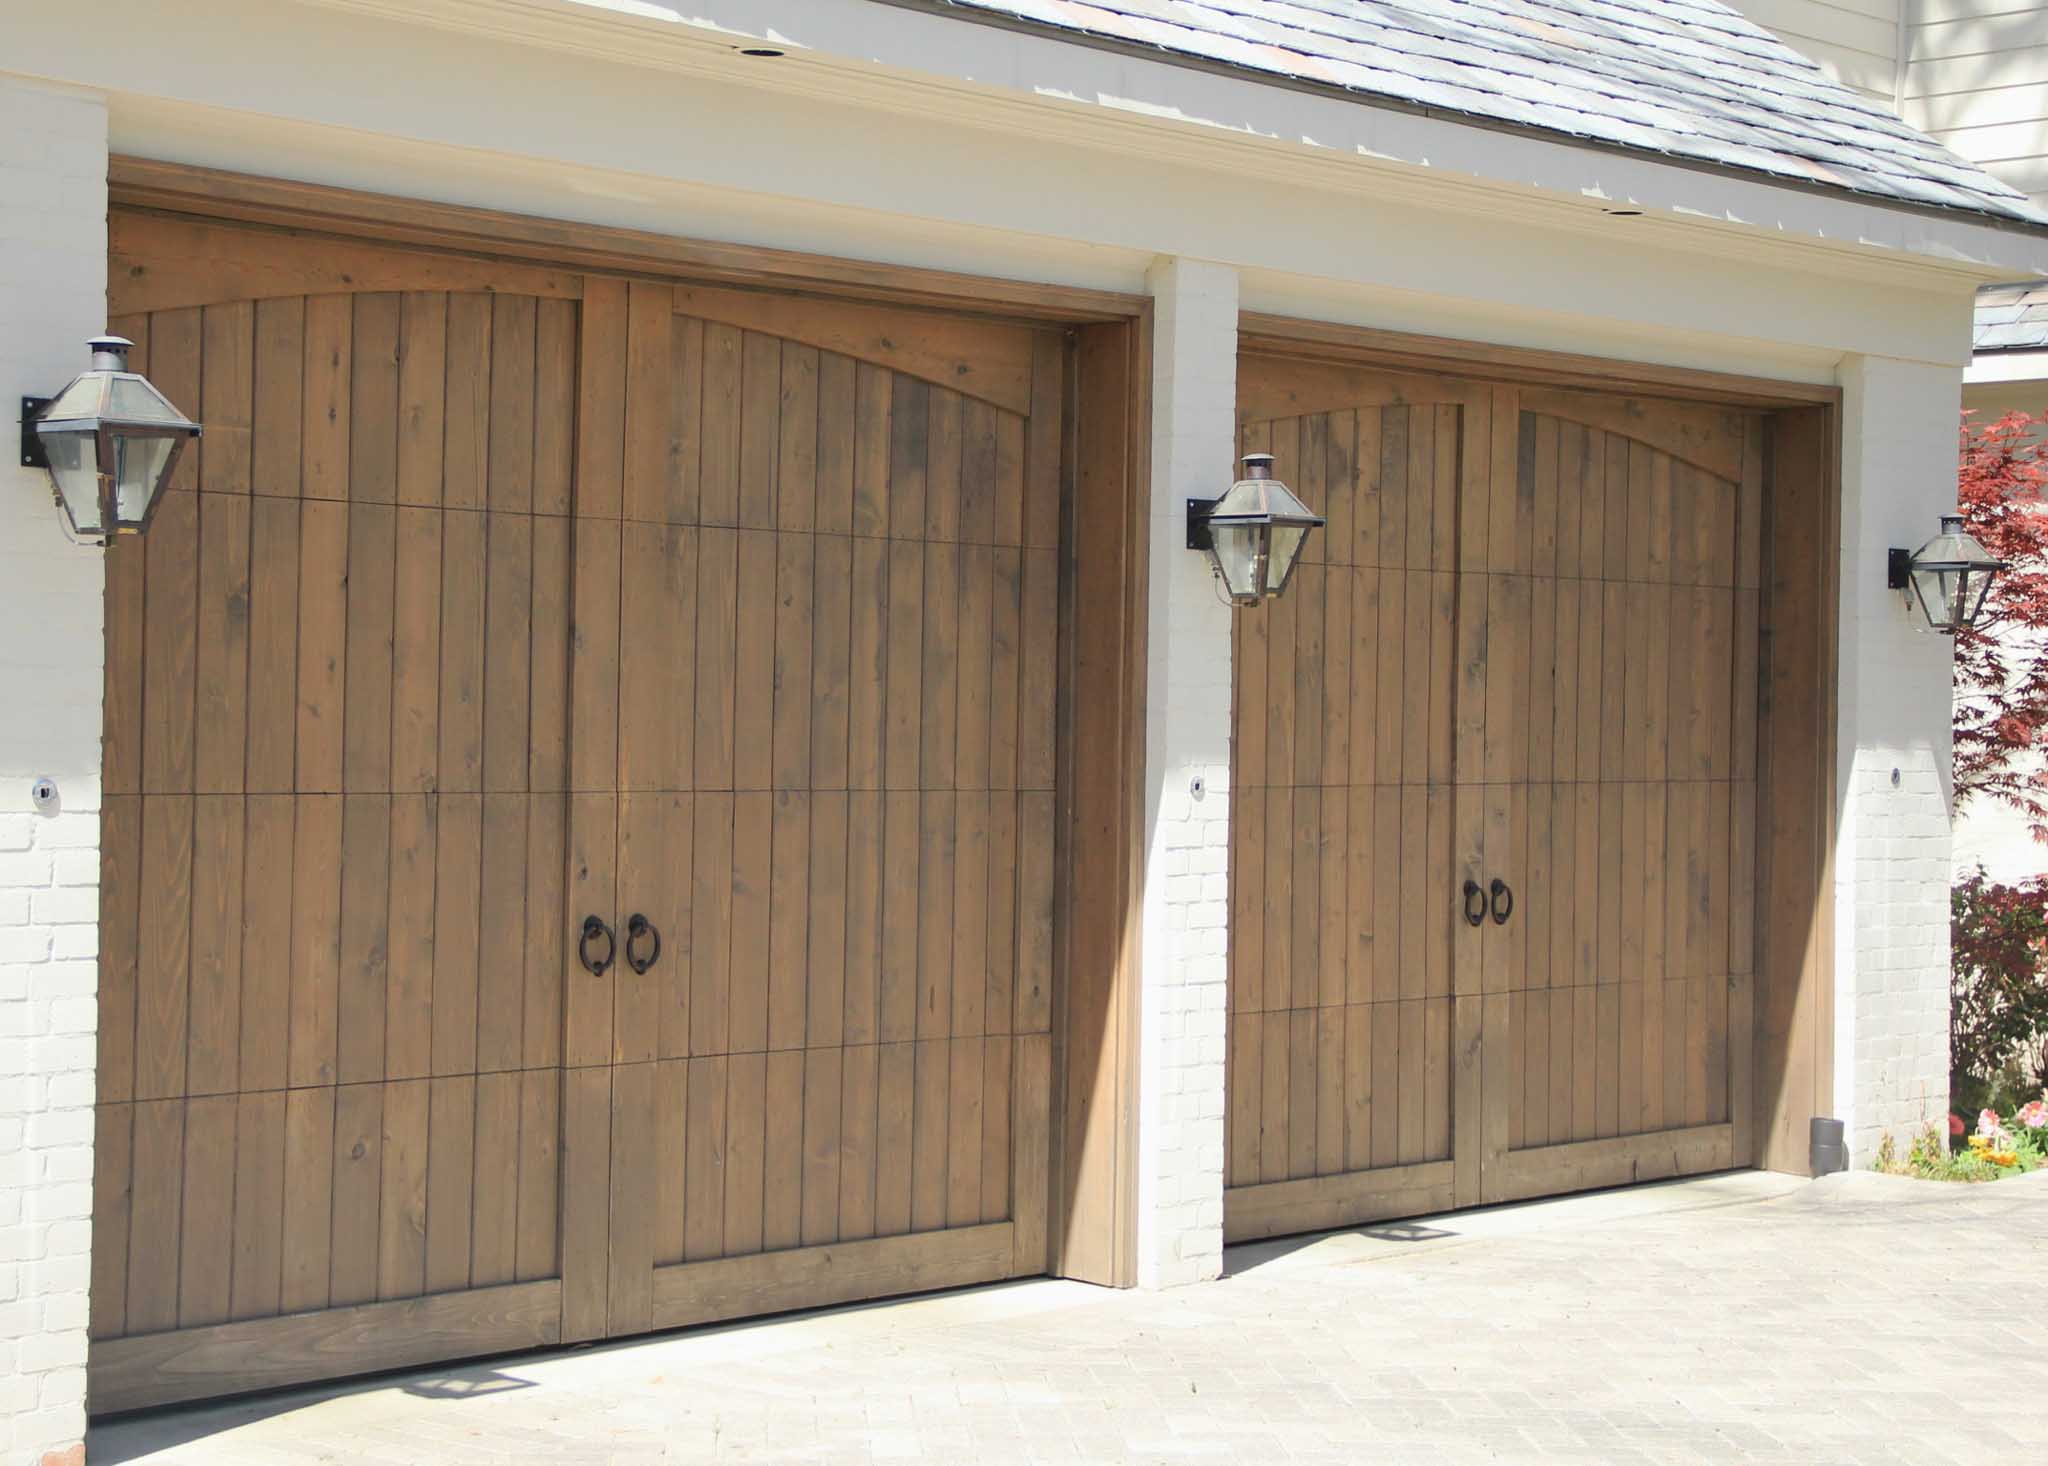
left=328, top=1082, right=383, bottom=1307
left=607, top=1062, right=654, bottom=1334
left=734, top=531, right=777, bottom=792
left=425, top=1076, right=475, bottom=1294
left=517, top=1069, right=560, bottom=1283
left=91, top=1106, right=133, bottom=1338
left=739, top=331, right=780, bottom=530
left=1012, top=1032, right=1051, bottom=1271
left=947, top=1038, right=985, bottom=1226
left=840, top=1044, right=879, bottom=1242
left=143, top=484, right=201, bottom=797
left=802, top=1047, right=844, bottom=1246
left=280, top=1086, right=335, bottom=1314
left=470, top=1071, right=520, bottom=1287
left=683, top=1057, right=727, bottom=1262
left=774, top=533, right=817, bottom=792
left=725, top=1052, right=768, bottom=1255
left=177, top=1095, right=237, bottom=1328
left=335, top=795, right=392, bottom=1085
left=876, top=1042, right=915, bottom=1236
left=126, top=1100, right=185, bottom=1335
left=376, top=1079, right=428, bottom=1301
left=654, top=1060, right=687, bottom=1266
left=561, top=1067, right=611, bottom=1339
left=186, top=797, right=245, bottom=1099
left=763, top=1049, right=806, bottom=1251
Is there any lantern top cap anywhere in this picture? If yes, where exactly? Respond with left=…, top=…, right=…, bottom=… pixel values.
left=1211, top=456, right=1325, bottom=528
left=87, top=336, right=134, bottom=370
left=1912, top=510, right=2005, bottom=571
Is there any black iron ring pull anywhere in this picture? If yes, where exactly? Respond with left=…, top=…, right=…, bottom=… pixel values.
left=579, top=915, right=616, bottom=977
left=625, top=913, right=662, bottom=975
left=1490, top=878, right=1514, bottom=926
left=1462, top=879, right=1487, bottom=928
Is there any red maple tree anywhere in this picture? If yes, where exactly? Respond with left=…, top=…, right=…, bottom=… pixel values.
left=1954, top=410, right=2048, bottom=841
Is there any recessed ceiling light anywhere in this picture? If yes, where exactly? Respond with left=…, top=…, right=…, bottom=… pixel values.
left=737, top=45, right=786, bottom=58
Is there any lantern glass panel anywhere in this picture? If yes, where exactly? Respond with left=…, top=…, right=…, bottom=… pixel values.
left=43, top=430, right=105, bottom=538
left=1264, top=524, right=1308, bottom=594
left=43, top=375, right=107, bottom=421
left=114, top=435, right=178, bottom=525
left=107, top=375, right=194, bottom=425
left=1209, top=521, right=1263, bottom=602
left=1909, top=563, right=1948, bottom=629
left=1964, top=566, right=1997, bottom=626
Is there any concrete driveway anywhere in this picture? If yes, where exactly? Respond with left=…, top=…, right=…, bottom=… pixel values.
left=90, top=1169, right=2048, bottom=1464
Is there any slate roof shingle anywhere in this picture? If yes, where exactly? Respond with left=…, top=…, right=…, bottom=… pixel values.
left=1977, top=282, right=2048, bottom=352
left=936, top=0, right=2048, bottom=230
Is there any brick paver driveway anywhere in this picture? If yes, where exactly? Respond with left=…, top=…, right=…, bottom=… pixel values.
left=91, top=1170, right=2048, bottom=1464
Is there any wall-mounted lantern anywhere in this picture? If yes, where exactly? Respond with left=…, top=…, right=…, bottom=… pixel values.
left=19, top=336, right=202, bottom=545
left=1887, top=511, right=2006, bottom=635
left=1187, top=452, right=1325, bottom=606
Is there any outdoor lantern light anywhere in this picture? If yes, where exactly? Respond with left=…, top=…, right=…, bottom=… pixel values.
left=1187, top=452, right=1325, bottom=606
left=1887, top=511, right=2007, bottom=635
left=20, top=336, right=202, bottom=544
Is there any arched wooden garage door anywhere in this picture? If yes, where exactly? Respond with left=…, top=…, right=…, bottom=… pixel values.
left=1224, top=358, right=1763, bottom=1240
left=89, top=212, right=1069, bottom=1410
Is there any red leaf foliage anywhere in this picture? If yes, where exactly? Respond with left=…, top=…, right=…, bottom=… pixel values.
left=1954, top=410, right=2048, bottom=842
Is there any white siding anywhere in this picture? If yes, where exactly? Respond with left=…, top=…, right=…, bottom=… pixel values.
left=1739, top=0, right=1904, bottom=104
left=1906, top=2, right=2048, bottom=210
left=1732, top=0, right=2048, bottom=210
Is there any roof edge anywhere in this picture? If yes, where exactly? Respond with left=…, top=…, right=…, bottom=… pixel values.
left=873, top=0, right=2048, bottom=242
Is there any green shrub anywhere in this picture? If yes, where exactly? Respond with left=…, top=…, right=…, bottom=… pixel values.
left=1951, top=868, right=2048, bottom=1101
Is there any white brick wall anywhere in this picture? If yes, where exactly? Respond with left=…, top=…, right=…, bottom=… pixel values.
left=0, top=76, right=110, bottom=1466
left=1835, top=355, right=1962, bottom=1165
left=1135, top=258, right=1239, bottom=1289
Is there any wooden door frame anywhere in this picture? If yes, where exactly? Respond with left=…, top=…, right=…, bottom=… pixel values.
left=1234, top=312, right=1841, bottom=1183
left=91, top=156, right=1153, bottom=1416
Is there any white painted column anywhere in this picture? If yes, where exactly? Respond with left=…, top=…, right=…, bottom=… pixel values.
left=1834, top=354, right=1961, bottom=1165
left=1135, top=257, right=1238, bottom=1288
left=0, top=77, right=111, bottom=1466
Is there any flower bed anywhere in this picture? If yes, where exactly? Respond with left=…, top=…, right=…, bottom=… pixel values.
left=1876, top=1097, right=2048, bottom=1181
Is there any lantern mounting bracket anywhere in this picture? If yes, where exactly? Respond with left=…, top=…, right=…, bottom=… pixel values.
left=19, top=397, right=51, bottom=470
left=1886, top=546, right=1912, bottom=591
left=1185, top=498, right=1219, bottom=552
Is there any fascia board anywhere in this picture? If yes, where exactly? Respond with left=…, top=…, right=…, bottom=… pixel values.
left=1965, top=350, right=2048, bottom=386
left=295, top=0, right=2048, bottom=287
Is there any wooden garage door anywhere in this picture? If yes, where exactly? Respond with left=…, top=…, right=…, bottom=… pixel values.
left=1224, top=380, right=1474, bottom=1239
left=559, top=281, right=1064, bottom=1340
left=93, top=284, right=581, bottom=1406
left=1466, top=386, right=1760, bottom=1205
left=1224, top=360, right=1761, bottom=1240
left=88, top=215, right=1063, bottom=1410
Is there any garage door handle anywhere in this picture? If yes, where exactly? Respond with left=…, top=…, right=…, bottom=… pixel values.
left=625, top=912, right=662, bottom=975
left=579, top=914, right=616, bottom=977
left=1489, top=878, right=1514, bottom=926
left=1462, top=879, right=1486, bottom=927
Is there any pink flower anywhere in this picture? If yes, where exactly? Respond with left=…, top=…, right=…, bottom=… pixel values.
left=1950, top=1112, right=1967, bottom=1137
left=1981, top=1108, right=2005, bottom=1136
left=2019, top=1099, right=2048, bottom=1130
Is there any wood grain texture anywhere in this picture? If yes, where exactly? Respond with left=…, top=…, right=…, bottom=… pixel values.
left=675, top=284, right=1036, bottom=416
left=650, top=1224, right=1018, bottom=1331
left=97, top=207, right=1108, bottom=1398
left=1230, top=359, right=1770, bottom=1237
left=89, top=1280, right=563, bottom=1414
